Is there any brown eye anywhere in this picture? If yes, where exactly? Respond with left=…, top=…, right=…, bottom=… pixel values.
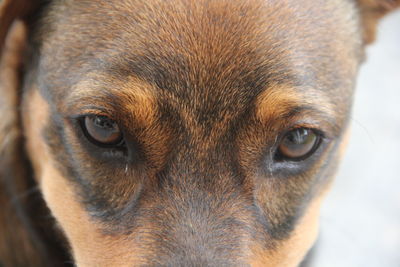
left=82, top=116, right=123, bottom=146
left=277, top=128, right=320, bottom=160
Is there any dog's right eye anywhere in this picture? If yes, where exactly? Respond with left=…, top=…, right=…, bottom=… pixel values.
left=81, top=115, right=123, bottom=147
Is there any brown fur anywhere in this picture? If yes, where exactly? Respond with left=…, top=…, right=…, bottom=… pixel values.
left=0, top=0, right=399, bottom=266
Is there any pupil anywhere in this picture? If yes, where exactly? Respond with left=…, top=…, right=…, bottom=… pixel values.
left=95, top=116, right=115, bottom=130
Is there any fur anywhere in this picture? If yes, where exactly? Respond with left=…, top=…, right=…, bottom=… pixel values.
left=0, top=0, right=398, bottom=266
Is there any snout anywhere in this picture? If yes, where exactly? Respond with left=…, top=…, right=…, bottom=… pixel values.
left=38, top=139, right=322, bottom=267
left=101, top=170, right=259, bottom=266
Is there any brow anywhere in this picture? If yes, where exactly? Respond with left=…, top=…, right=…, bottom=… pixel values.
left=64, top=74, right=157, bottom=126
left=256, top=86, right=339, bottom=134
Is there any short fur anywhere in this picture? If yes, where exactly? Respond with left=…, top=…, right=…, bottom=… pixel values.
left=0, top=0, right=398, bottom=266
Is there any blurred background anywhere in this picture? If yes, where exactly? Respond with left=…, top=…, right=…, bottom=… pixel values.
left=311, top=10, right=400, bottom=267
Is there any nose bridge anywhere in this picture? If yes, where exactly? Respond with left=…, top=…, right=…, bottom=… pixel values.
left=158, top=151, right=247, bottom=222
left=135, top=157, right=255, bottom=265
left=163, top=142, right=248, bottom=206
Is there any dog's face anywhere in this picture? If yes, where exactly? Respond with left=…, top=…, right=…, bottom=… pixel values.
left=0, top=0, right=398, bottom=266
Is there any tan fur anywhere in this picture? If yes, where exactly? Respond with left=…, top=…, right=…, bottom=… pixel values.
left=23, top=90, right=144, bottom=266
left=42, top=165, right=145, bottom=267
left=256, top=86, right=336, bottom=123
left=250, top=192, right=323, bottom=267
left=22, top=89, right=49, bottom=181
left=67, top=75, right=157, bottom=126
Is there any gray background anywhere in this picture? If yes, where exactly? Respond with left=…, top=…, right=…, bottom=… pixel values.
left=311, top=10, right=400, bottom=267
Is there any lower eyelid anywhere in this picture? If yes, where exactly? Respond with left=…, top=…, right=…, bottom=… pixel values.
left=101, top=148, right=127, bottom=158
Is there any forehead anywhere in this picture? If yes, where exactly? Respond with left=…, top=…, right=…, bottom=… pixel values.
left=38, top=0, right=361, bottom=113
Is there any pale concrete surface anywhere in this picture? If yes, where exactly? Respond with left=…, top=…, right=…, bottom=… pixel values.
left=311, top=10, right=400, bottom=267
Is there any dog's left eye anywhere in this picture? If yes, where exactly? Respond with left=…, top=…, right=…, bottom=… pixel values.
left=81, top=115, right=123, bottom=147
left=276, top=128, right=321, bottom=161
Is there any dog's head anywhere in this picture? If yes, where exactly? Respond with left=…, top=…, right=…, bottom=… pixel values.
left=0, top=0, right=398, bottom=266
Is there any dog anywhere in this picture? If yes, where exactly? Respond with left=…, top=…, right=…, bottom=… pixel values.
left=0, top=0, right=398, bottom=266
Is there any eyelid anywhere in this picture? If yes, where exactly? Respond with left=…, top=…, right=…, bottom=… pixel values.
left=282, top=120, right=331, bottom=141
left=274, top=126, right=324, bottom=150
left=284, top=126, right=326, bottom=139
left=258, top=103, right=340, bottom=140
left=66, top=105, right=116, bottom=120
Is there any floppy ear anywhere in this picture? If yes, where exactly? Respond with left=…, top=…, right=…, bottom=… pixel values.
left=356, top=0, right=400, bottom=44
left=0, top=0, right=38, bottom=55
left=0, top=2, right=44, bottom=266
left=0, top=1, right=69, bottom=266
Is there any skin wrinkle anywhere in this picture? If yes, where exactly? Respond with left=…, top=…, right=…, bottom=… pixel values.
left=0, top=0, right=399, bottom=266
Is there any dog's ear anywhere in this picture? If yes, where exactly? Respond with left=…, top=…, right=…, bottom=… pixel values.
left=0, top=0, right=39, bottom=57
left=356, top=0, right=400, bottom=44
left=0, top=1, right=43, bottom=266
left=0, top=1, right=69, bottom=266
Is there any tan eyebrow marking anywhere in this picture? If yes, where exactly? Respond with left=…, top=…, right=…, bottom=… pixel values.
left=255, top=85, right=336, bottom=124
left=66, top=74, right=157, bottom=126
left=110, top=78, right=157, bottom=127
